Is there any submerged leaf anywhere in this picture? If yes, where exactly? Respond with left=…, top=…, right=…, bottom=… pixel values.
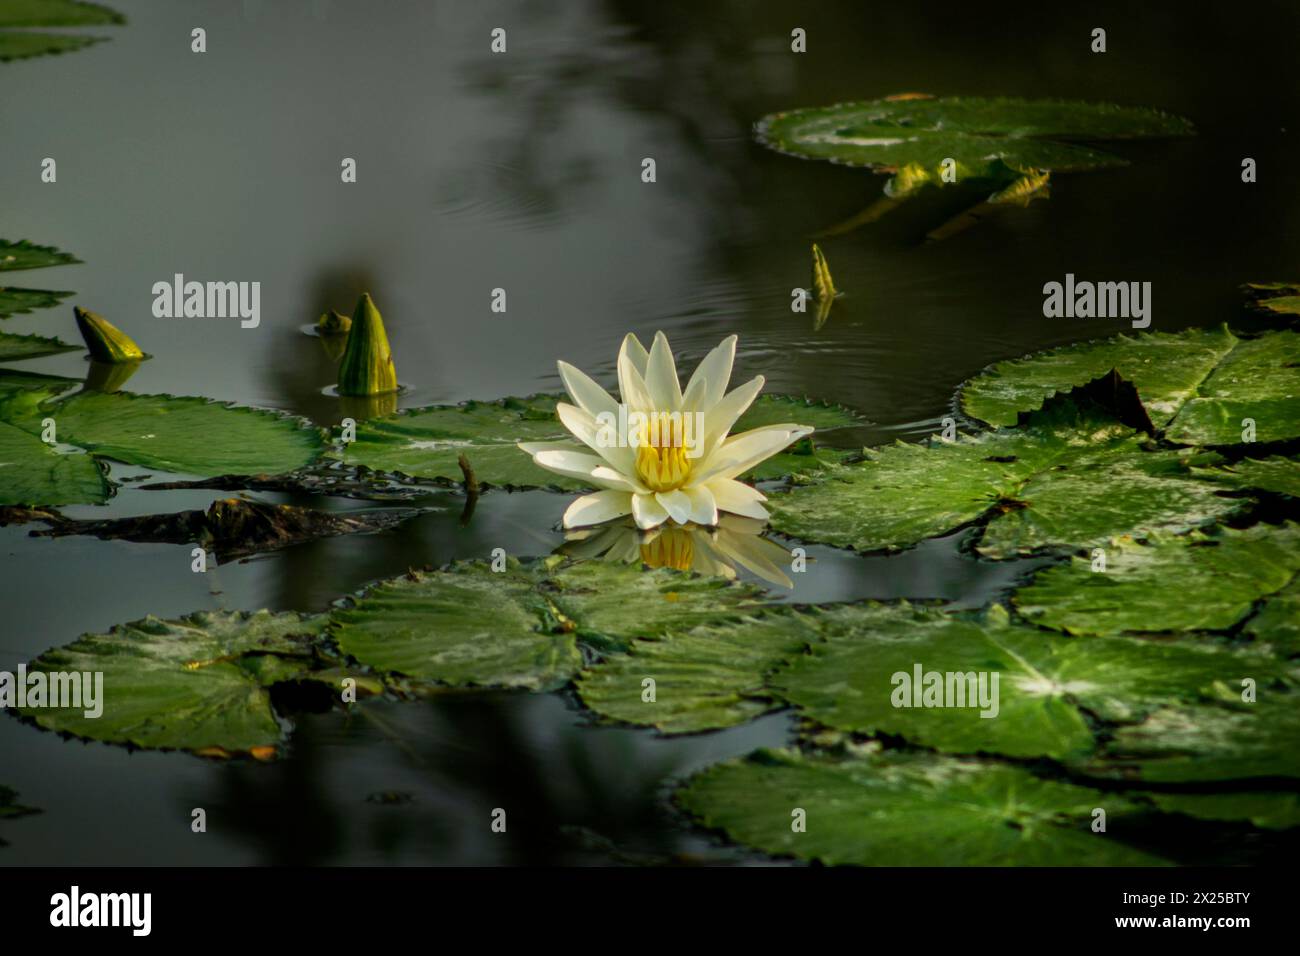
left=676, top=748, right=1170, bottom=866
left=0, top=785, right=38, bottom=846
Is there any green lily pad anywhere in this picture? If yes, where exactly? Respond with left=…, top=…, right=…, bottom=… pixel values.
left=1244, top=281, right=1300, bottom=318
left=1077, top=698, right=1300, bottom=783
left=1242, top=576, right=1300, bottom=656
left=770, top=603, right=1276, bottom=760
left=1147, top=791, right=1300, bottom=830
left=0, top=420, right=108, bottom=505
left=1014, top=524, right=1300, bottom=636
left=18, top=610, right=331, bottom=755
left=1193, top=455, right=1300, bottom=498
left=336, top=393, right=858, bottom=489
left=545, top=558, right=768, bottom=652
left=768, top=399, right=1242, bottom=556
left=330, top=560, right=579, bottom=691
left=757, top=96, right=1192, bottom=186
left=676, top=748, right=1170, bottom=866
left=0, top=239, right=81, bottom=272
left=330, top=558, right=769, bottom=689
left=0, top=330, right=79, bottom=362
left=576, top=610, right=821, bottom=733
left=961, top=325, right=1300, bottom=446
left=0, top=287, right=75, bottom=319
left=0, top=390, right=324, bottom=505
left=960, top=326, right=1236, bottom=428
left=0, top=0, right=122, bottom=63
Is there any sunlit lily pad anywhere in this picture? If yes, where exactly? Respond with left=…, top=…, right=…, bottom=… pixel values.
left=767, top=399, right=1242, bottom=556
left=576, top=611, right=821, bottom=733
left=961, top=325, right=1300, bottom=445
left=19, top=610, right=333, bottom=755
left=0, top=389, right=324, bottom=504
left=675, top=748, right=1170, bottom=866
left=757, top=96, right=1192, bottom=186
left=1076, top=698, right=1300, bottom=783
left=336, top=393, right=860, bottom=490
left=769, top=603, right=1277, bottom=759
left=0, top=0, right=122, bottom=63
left=1014, top=524, right=1300, bottom=636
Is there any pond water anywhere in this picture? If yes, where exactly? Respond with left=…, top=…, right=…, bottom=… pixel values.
left=2, top=0, right=1299, bottom=864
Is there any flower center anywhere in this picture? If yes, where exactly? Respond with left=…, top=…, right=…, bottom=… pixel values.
left=634, top=423, right=692, bottom=492
left=640, top=527, right=694, bottom=570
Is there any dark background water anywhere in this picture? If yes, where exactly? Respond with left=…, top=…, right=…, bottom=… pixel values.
left=2, top=0, right=1298, bottom=864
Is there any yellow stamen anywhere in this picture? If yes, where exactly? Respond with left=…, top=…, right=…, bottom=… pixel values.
left=633, top=417, right=693, bottom=491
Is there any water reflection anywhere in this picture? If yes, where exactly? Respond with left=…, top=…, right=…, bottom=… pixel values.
left=559, top=514, right=795, bottom=587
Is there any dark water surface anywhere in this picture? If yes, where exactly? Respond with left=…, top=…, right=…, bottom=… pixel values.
left=2, top=0, right=1299, bottom=864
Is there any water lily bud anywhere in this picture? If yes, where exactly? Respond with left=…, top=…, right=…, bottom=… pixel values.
left=73, top=306, right=146, bottom=363
left=337, top=293, right=398, bottom=396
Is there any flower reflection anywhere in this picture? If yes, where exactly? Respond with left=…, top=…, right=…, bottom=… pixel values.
left=558, top=514, right=795, bottom=588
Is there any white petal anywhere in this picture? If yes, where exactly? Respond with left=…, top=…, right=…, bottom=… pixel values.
left=683, top=484, right=719, bottom=526
left=702, top=375, right=764, bottom=457
left=617, top=349, right=654, bottom=413
left=683, top=335, right=736, bottom=416
left=631, top=492, right=669, bottom=530
left=692, top=424, right=813, bottom=484
left=535, top=450, right=639, bottom=491
left=645, top=331, right=683, bottom=412
left=654, top=488, right=693, bottom=525
left=707, top=478, right=770, bottom=521
left=558, top=361, right=618, bottom=420
left=619, top=333, right=650, bottom=377
left=518, top=440, right=583, bottom=456
left=556, top=402, right=635, bottom=474
left=563, top=490, right=633, bottom=528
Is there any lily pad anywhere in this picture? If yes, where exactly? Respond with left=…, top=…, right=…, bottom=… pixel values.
left=1014, top=524, right=1300, bottom=636
left=336, top=393, right=860, bottom=489
left=675, top=748, right=1170, bottom=866
left=1147, top=791, right=1300, bottom=830
left=0, top=239, right=79, bottom=319
left=0, top=420, right=108, bottom=505
left=1077, top=698, right=1300, bottom=782
left=767, top=399, right=1242, bottom=556
left=0, top=329, right=79, bottom=362
left=960, top=325, right=1300, bottom=445
left=1192, top=455, right=1300, bottom=498
left=1242, top=576, right=1300, bottom=656
left=18, top=610, right=332, bottom=755
left=770, top=603, right=1276, bottom=760
left=1243, top=281, right=1300, bottom=318
left=576, top=611, right=821, bottom=733
left=0, top=239, right=80, bottom=272
left=0, top=287, right=75, bottom=319
left=757, top=96, right=1192, bottom=187
left=0, top=389, right=324, bottom=504
left=330, top=560, right=578, bottom=691
left=0, top=0, right=122, bottom=63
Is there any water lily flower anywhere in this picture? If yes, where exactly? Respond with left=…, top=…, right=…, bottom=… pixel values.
left=519, top=332, right=813, bottom=530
